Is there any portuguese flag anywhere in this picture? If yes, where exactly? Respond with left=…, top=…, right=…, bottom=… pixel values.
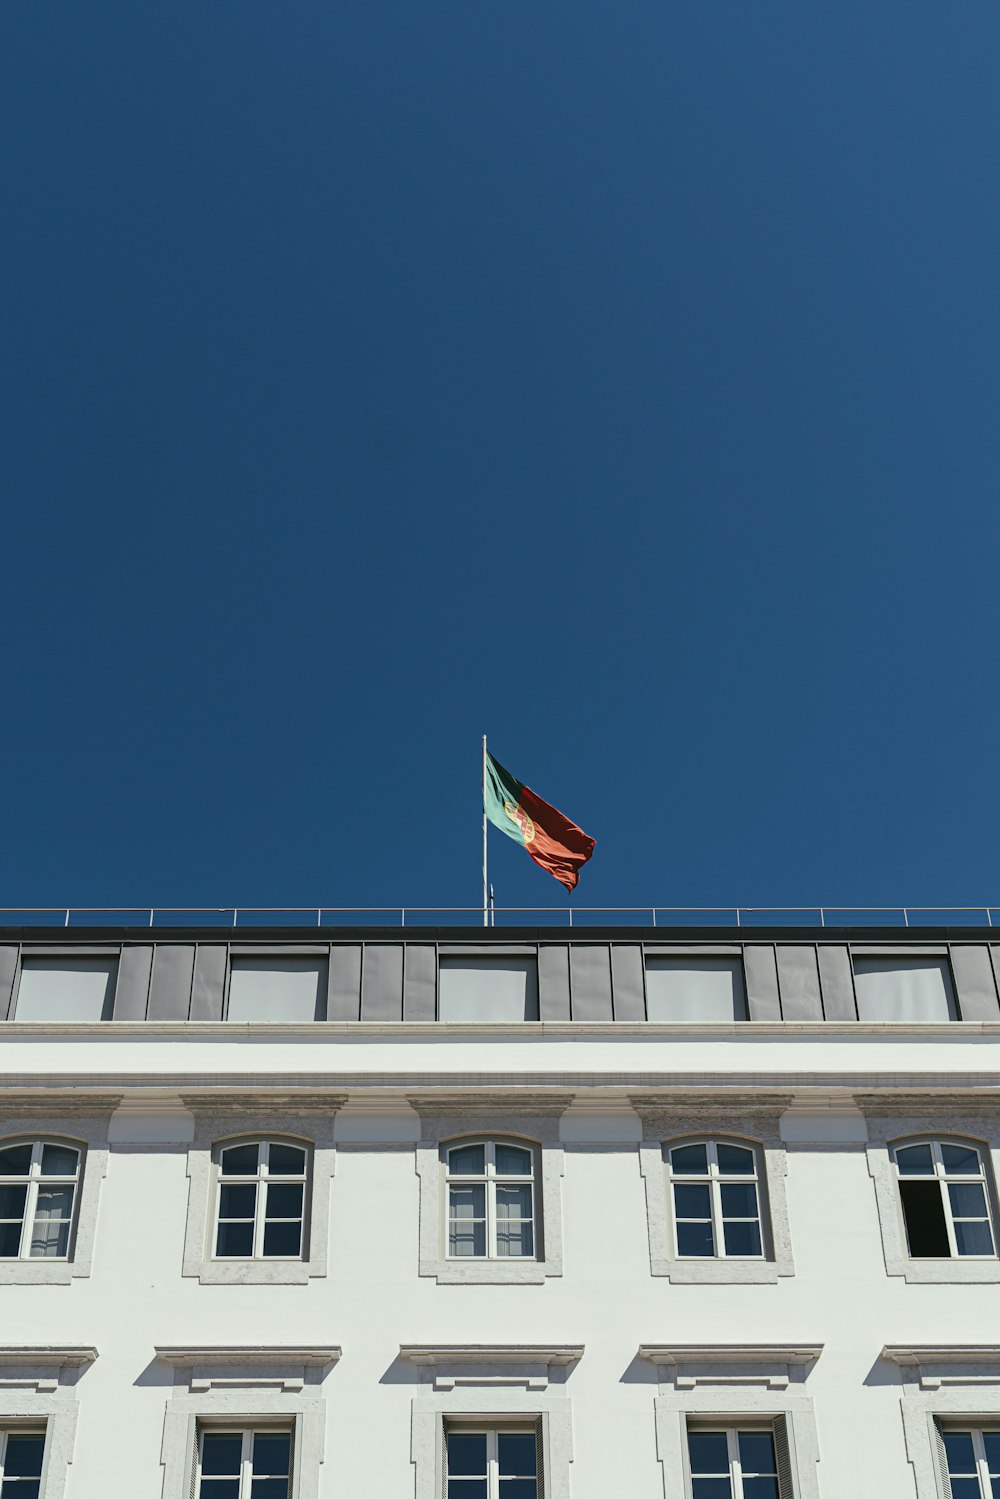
left=484, top=751, right=596, bottom=893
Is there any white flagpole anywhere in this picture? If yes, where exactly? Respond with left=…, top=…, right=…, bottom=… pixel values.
left=482, top=734, right=488, bottom=927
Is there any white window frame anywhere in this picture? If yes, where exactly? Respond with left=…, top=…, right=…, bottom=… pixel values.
left=445, top=1138, right=537, bottom=1262
left=0, top=1141, right=81, bottom=1263
left=213, top=1139, right=310, bottom=1263
left=864, top=1107, right=1000, bottom=1283
left=181, top=1101, right=341, bottom=1286
left=667, top=1139, right=766, bottom=1262
left=444, top=1421, right=539, bottom=1499
left=940, top=1425, right=1000, bottom=1497
left=195, top=1424, right=293, bottom=1499
left=0, top=1428, right=48, bottom=1496
left=413, top=1101, right=567, bottom=1285
left=685, top=1423, right=780, bottom=1498
left=635, top=1103, right=794, bottom=1283
left=893, top=1138, right=997, bottom=1261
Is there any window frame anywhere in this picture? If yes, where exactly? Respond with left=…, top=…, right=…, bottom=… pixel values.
left=223, top=954, right=329, bottom=1024
left=667, top=1138, right=767, bottom=1263
left=685, top=1421, right=782, bottom=1499
left=939, top=1424, right=1000, bottom=1498
left=444, top=1137, right=539, bottom=1263
left=443, top=1420, right=541, bottom=1499
left=194, top=1424, right=294, bottom=1499
left=0, top=1428, right=48, bottom=1499
left=851, top=951, right=959, bottom=1023
left=211, top=1138, right=311, bottom=1264
left=11, top=953, right=119, bottom=1024
left=0, top=1104, right=113, bottom=1287
left=892, top=1138, right=997, bottom=1262
left=0, top=1141, right=82, bottom=1265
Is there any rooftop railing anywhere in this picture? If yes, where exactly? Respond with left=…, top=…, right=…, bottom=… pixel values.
left=0, top=906, right=996, bottom=929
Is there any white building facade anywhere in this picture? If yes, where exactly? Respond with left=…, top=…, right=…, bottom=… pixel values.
left=1, top=919, right=1000, bottom=1499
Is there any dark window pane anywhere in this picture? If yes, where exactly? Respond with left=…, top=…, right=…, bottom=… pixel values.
left=250, top=1480, right=290, bottom=1499
left=215, top=1221, right=254, bottom=1256
left=691, top=1480, right=733, bottom=1499
left=943, top=1431, right=977, bottom=1474
left=498, top=1433, right=536, bottom=1476
left=449, top=1221, right=486, bottom=1256
left=447, top=1433, right=487, bottom=1476
left=263, top=1220, right=303, bottom=1257
left=0, top=1144, right=32, bottom=1174
left=265, top=1184, right=303, bottom=1219
left=199, top=1482, right=240, bottom=1499
left=498, top=1482, right=537, bottom=1499
left=219, top=1184, right=257, bottom=1218
left=716, top=1144, right=755, bottom=1175
left=200, top=1434, right=243, bottom=1476
left=688, top=1433, right=729, bottom=1474
left=5, top=1484, right=39, bottom=1499
left=251, top=1435, right=290, bottom=1475
left=674, top=1184, right=711, bottom=1219
left=268, top=1144, right=306, bottom=1175
left=496, top=1185, right=533, bottom=1220
left=447, top=1483, right=487, bottom=1499
left=3, top=1437, right=45, bottom=1477
left=948, top=1183, right=988, bottom=1219
left=0, top=1186, right=27, bottom=1217
left=955, top=1219, right=995, bottom=1257
left=900, top=1180, right=951, bottom=1256
left=949, top=1481, right=982, bottom=1499
left=982, top=1431, right=1000, bottom=1469
left=496, top=1223, right=534, bottom=1257
left=991, top=1477, right=1000, bottom=1499
left=896, top=1144, right=934, bottom=1175
left=448, top=1145, right=485, bottom=1176
left=742, top=1480, right=779, bottom=1499
left=671, top=1144, right=708, bottom=1174
left=677, top=1220, right=715, bottom=1256
left=720, top=1183, right=758, bottom=1218
left=40, top=1144, right=79, bottom=1176
left=495, top=1145, right=532, bottom=1176
left=450, top=1184, right=486, bottom=1219
left=0, top=1222, right=22, bottom=1256
left=942, top=1143, right=982, bottom=1176
left=34, top=1186, right=74, bottom=1219
left=220, top=1143, right=260, bottom=1175
left=29, top=1219, right=70, bottom=1258
left=723, top=1220, right=763, bottom=1256
left=737, top=1433, right=776, bottom=1473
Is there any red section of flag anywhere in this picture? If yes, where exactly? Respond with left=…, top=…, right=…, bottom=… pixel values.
left=518, top=784, right=596, bottom=893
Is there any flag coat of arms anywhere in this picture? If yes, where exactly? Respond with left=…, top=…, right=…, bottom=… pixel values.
left=483, top=751, right=596, bottom=892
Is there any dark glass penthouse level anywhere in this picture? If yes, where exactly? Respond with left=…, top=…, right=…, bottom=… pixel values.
left=1, top=924, right=999, bottom=1024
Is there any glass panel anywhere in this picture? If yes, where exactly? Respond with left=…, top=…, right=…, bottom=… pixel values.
left=6, top=1484, right=40, bottom=1499
left=738, top=1433, right=776, bottom=1473
left=0, top=1144, right=32, bottom=1174
left=497, top=1221, right=534, bottom=1257
left=948, top=1183, right=988, bottom=1218
left=943, top=1432, right=977, bottom=1474
left=215, top=1221, right=255, bottom=1257
left=900, top=1180, right=951, bottom=1256
left=723, top=1220, right=763, bottom=1256
left=450, top=1184, right=486, bottom=1218
left=262, top=1220, right=303, bottom=1257
left=896, top=1144, right=934, bottom=1175
left=448, top=1145, right=485, bottom=1176
left=496, top=1185, right=532, bottom=1219
left=2, top=1437, right=45, bottom=1477
left=220, top=1144, right=260, bottom=1175
left=250, top=1481, right=289, bottom=1499
left=688, top=1432, right=730, bottom=1473
left=954, top=1219, right=995, bottom=1256
left=251, top=1435, right=290, bottom=1475
left=495, top=1145, right=532, bottom=1176
left=670, top=1144, right=708, bottom=1174
left=40, top=1144, right=79, bottom=1176
left=677, top=1220, right=715, bottom=1256
left=447, top=1483, right=488, bottom=1499
left=691, top=1479, right=733, bottom=1499
left=34, top=1186, right=74, bottom=1219
left=201, top=1434, right=244, bottom=1475
left=268, top=1144, right=306, bottom=1175
left=0, top=1186, right=27, bottom=1217
left=438, top=956, right=538, bottom=1022
left=982, top=1431, right=1000, bottom=1470
left=219, top=1184, right=258, bottom=1218
left=226, top=956, right=325, bottom=1023
left=498, top=1483, right=537, bottom=1499
left=15, top=956, right=117, bottom=1022
left=716, top=1144, right=755, bottom=1175
left=674, top=1184, right=711, bottom=1218
left=497, top=1434, right=536, bottom=1476
left=449, top=1221, right=487, bottom=1257
left=720, top=1183, right=758, bottom=1218
left=265, top=1183, right=303, bottom=1218
left=0, top=1222, right=23, bottom=1256
left=853, top=956, right=955, bottom=1022
left=948, top=1481, right=982, bottom=1499
left=991, top=1478, right=1000, bottom=1499
left=742, top=1481, right=779, bottom=1499
left=942, top=1143, right=983, bottom=1175
left=29, top=1218, right=70, bottom=1257
left=447, top=1433, right=487, bottom=1476
left=645, top=957, right=746, bottom=1022
left=199, top=1482, right=240, bottom=1499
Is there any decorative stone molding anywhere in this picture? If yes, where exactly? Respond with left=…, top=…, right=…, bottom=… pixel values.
left=410, top=1099, right=570, bottom=1284
left=157, top=1346, right=335, bottom=1499
left=0, top=1347, right=97, bottom=1499
left=639, top=1344, right=822, bottom=1390
left=862, top=1108, right=1000, bottom=1283
left=882, top=1345, right=1000, bottom=1390
left=399, top=1345, right=583, bottom=1391
left=0, top=1098, right=119, bottom=1284
left=880, top=1346, right=1000, bottom=1499
left=632, top=1098, right=795, bottom=1283
left=180, top=1097, right=343, bottom=1285
left=410, top=1379, right=576, bottom=1499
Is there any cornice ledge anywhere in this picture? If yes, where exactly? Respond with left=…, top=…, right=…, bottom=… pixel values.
left=638, top=1343, right=822, bottom=1366
left=630, top=1094, right=794, bottom=1116
left=882, top=1345, right=1000, bottom=1367
left=406, top=1093, right=576, bottom=1115
left=0, top=1346, right=98, bottom=1367
left=399, top=1344, right=584, bottom=1367
left=0, top=1094, right=123, bottom=1115
left=154, top=1345, right=341, bottom=1367
left=855, top=1092, right=1000, bottom=1115
left=178, top=1094, right=347, bottom=1114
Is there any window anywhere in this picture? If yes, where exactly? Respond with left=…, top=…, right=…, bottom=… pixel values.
left=196, top=1428, right=292, bottom=1499
left=853, top=955, right=957, bottom=1021
left=645, top=958, right=747, bottom=1022
left=446, top=1140, right=537, bottom=1259
left=0, top=1432, right=46, bottom=1499
left=214, top=1141, right=308, bottom=1260
left=226, top=958, right=326, bottom=1023
left=668, top=1141, right=764, bottom=1259
left=438, top=958, right=539, bottom=1023
left=894, top=1140, right=996, bottom=1259
left=445, top=1424, right=541, bottom=1499
left=0, top=1141, right=80, bottom=1260
left=687, top=1426, right=786, bottom=1499
left=14, top=957, right=117, bottom=1022
left=941, top=1427, right=1000, bottom=1498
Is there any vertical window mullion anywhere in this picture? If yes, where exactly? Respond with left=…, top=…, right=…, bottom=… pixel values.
left=935, top=1145, right=961, bottom=1259
left=486, top=1143, right=497, bottom=1260
left=488, top=1428, right=499, bottom=1499
left=23, top=1176, right=40, bottom=1259
left=727, top=1428, right=743, bottom=1499
left=972, top=1428, right=990, bottom=1498
left=241, top=1429, right=254, bottom=1499
left=252, top=1144, right=268, bottom=1260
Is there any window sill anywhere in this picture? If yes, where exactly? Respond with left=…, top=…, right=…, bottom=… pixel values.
left=889, top=1257, right=1000, bottom=1284
left=650, top=1257, right=783, bottom=1284
left=188, top=1259, right=314, bottom=1286
left=420, top=1257, right=556, bottom=1285
left=0, top=1260, right=75, bottom=1285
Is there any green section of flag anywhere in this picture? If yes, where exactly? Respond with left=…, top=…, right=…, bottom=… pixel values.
left=484, top=752, right=526, bottom=845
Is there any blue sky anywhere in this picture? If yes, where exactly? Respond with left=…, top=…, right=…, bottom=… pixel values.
left=2, top=3, right=999, bottom=920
